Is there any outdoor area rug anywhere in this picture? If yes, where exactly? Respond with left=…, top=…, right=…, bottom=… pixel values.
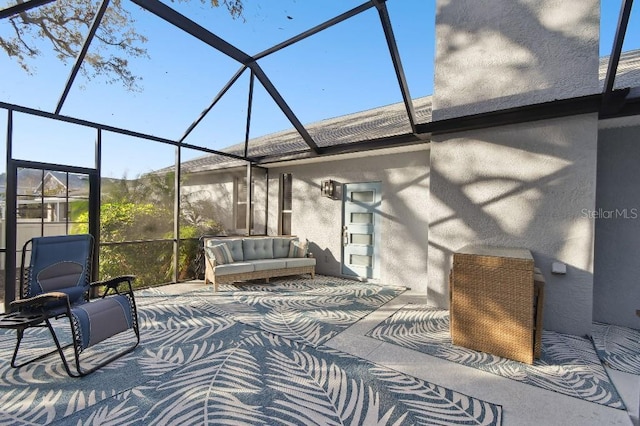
left=366, top=303, right=625, bottom=410
left=188, top=275, right=407, bottom=347
left=0, top=279, right=503, bottom=425
left=592, top=321, right=640, bottom=375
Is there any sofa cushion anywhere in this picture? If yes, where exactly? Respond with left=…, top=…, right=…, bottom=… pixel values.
left=288, top=239, right=309, bottom=258
left=243, top=238, right=274, bottom=261
left=207, top=238, right=244, bottom=262
left=251, top=259, right=288, bottom=271
left=285, top=258, right=316, bottom=268
left=206, top=244, right=234, bottom=265
left=214, top=262, right=255, bottom=276
left=273, top=237, right=296, bottom=258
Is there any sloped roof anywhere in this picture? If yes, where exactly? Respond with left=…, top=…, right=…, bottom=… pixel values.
left=178, top=50, right=640, bottom=174
left=179, top=97, right=431, bottom=174
left=601, top=49, right=640, bottom=90
left=9, top=169, right=89, bottom=196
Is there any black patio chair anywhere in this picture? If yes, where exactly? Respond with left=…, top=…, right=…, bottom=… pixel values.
left=3, top=234, right=140, bottom=377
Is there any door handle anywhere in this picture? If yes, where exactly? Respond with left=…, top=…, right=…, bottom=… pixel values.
left=342, top=226, right=349, bottom=246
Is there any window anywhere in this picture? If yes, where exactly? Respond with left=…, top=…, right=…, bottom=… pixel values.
left=234, top=168, right=269, bottom=235
left=235, top=176, right=248, bottom=231
left=280, top=173, right=292, bottom=235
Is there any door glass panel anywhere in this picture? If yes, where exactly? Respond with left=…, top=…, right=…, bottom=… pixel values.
left=351, top=191, right=374, bottom=203
left=351, top=213, right=373, bottom=224
left=350, top=254, right=372, bottom=267
left=351, top=233, right=372, bottom=245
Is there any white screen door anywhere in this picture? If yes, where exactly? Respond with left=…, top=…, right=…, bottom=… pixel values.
left=341, top=182, right=381, bottom=279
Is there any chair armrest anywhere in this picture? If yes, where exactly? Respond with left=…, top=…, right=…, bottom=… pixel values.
left=204, top=253, right=218, bottom=268
left=10, top=291, right=69, bottom=310
left=90, top=275, right=136, bottom=296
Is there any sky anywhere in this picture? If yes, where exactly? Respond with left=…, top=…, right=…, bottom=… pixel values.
left=0, top=0, right=638, bottom=178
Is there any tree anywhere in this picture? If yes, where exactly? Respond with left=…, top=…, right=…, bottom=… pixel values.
left=1, top=0, right=244, bottom=91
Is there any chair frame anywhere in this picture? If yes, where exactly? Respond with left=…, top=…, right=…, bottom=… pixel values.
left=7, top=236, right=140, bottom=377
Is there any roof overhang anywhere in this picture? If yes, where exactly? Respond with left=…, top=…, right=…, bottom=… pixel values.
left=259, top=141, right=430, bottom=169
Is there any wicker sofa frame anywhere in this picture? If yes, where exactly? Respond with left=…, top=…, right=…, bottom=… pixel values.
left=204, top=237, right=315, bottom=292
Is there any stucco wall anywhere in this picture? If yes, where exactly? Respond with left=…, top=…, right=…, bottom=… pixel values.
left=183, top=170, right=241, bottom=234
left=433, top=0, right=599, bottom=120
left=267, top=148, right=430, bottom=292
left=594, top=125, right=640, bottom=329
left=428, top=116, right=598, bottom=335
left=430, top=0, right=600, bottom=336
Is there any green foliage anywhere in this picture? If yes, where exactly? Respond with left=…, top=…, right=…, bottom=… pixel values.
left=68, top=200, right=89, bottom=222
left=73, top=173, right=225, bottom=289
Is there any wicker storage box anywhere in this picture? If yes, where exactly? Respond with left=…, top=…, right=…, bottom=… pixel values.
left=450, top=245, right=543, bottom=364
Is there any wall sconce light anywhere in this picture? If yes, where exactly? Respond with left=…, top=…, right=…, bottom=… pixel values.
left=321, top=179, right=337, bottom=199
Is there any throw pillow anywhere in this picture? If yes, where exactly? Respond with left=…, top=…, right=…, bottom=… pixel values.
left=206, top=244, right=234, bottom=265
left=288, top=239, right=308, bottom=258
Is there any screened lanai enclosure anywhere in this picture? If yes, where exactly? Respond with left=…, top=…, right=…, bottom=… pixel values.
left=0, top=0, right=436, bottom=311
left=1, top=0, right=640, bottom=314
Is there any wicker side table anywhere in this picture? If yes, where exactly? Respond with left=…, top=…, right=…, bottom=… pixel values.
left=450, top=245, right=540, bottom=364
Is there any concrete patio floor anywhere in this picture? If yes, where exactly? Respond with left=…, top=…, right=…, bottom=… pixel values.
left=2, top=279, right=636, bottom=425
left=163, top=280, right=638, bottom=426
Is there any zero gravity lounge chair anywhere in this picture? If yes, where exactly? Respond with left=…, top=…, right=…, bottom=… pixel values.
left=4, top=234, right=140, bottom=377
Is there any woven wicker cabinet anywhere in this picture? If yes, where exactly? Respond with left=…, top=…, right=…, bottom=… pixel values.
left=450, top=245, right=543, bottom=364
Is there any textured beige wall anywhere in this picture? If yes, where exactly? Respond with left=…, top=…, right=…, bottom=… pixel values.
left=183, top=170, right=241, bottom=234
left=429, top=116, right=598, bottom=335
left=268, top=149, right=430, bottom=292
left=434, top=0, right=600, bottom=120
left=430, top=0, right=600, bottom=335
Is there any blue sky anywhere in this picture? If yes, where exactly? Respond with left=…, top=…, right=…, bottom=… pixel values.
left=0, top=0, right=638, bottom=178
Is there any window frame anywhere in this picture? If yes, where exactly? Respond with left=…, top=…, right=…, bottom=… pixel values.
left=280, top=173, right=292, bottom=235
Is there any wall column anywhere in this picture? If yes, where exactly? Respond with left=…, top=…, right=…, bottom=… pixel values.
left=428, top=0, right=600, bottom=335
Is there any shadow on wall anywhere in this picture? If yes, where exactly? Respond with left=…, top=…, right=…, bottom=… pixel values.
left=429, top=0, right=601, bottom=335
left=308, top=242, right=341, bottom=274
left=428, top=116, right=598, bottom=336
left=434, top=0, right=599, bottom=118
left=290, top=151, right=430, bottom=290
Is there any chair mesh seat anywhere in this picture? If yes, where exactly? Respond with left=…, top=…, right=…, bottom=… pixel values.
left=7, top=234, right=140, bottom=377
left=71, top=295, right=135, bottom=350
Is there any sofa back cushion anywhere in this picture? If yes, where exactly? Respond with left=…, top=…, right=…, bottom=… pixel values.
left=243, top=238, right=274, bottom=260
left=273, top=237, right=297, bottom=258
left=205, top=244, right=234, bottom=265
left=207, top=238, right=244, bottom=262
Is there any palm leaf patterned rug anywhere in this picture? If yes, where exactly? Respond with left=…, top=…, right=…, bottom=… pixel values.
left=190, top=275, right=407, bottom=347
left=0, top=278, right=503, bottom=425
left=592, top=322, right=640, bottom=375
left=366, top=304, right=626, bottom=409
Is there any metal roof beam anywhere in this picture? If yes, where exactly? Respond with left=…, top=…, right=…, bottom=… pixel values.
left=56, top=0, right=111, bottom=114
left=1, top=101, right=249, bottom=162
left=179, top=66, right=248, bottom=144
left=0, top=0, right=55, bottom=20
left=244, top=71, right=255, bottom=158
left=372, top=0, right=417, bottom=133
left=602, top=0, right=634, bottom=114
left=132, top=0, right=318, bottom=154
left=131, top=0, right=254, bottom=65
left=251, top=65, right=320, bottom=153
left=254, top=1, right=375, bottom=60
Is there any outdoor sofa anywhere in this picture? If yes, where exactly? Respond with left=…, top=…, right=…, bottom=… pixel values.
left=204, top=236, right=316, bottom=291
